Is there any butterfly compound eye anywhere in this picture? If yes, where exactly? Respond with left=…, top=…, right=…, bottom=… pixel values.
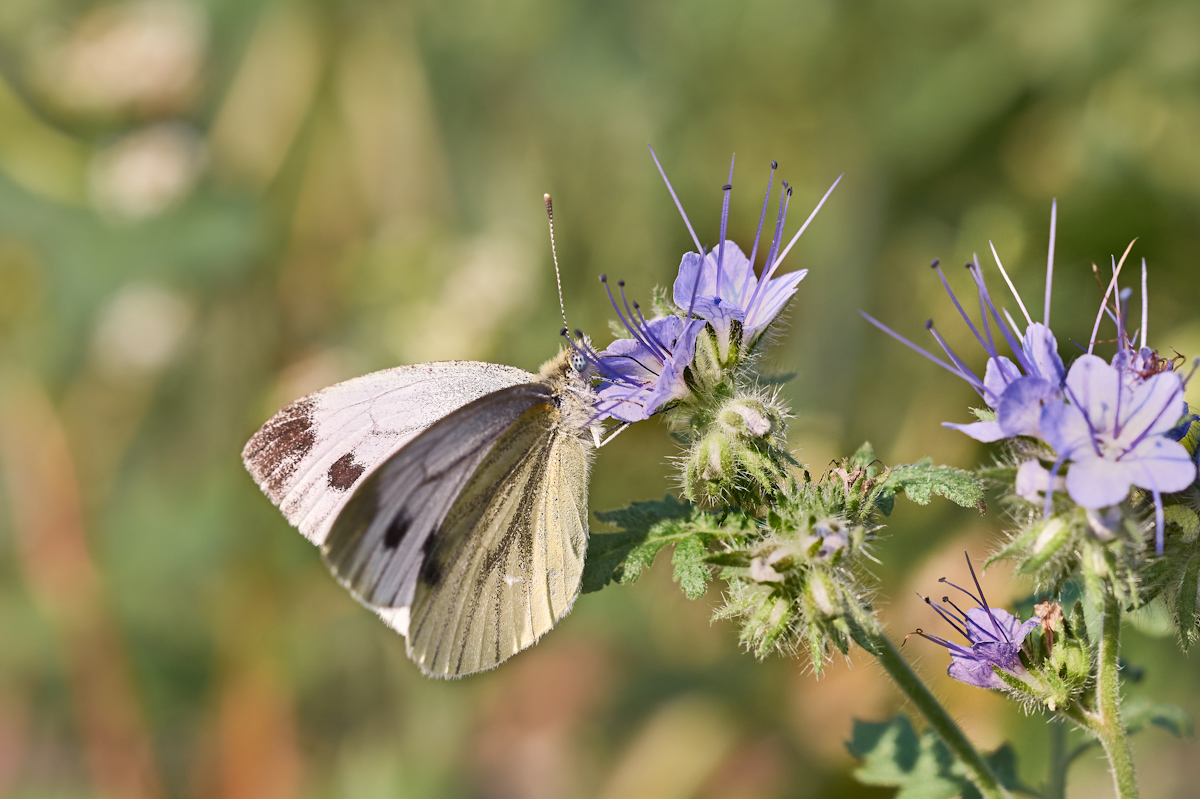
left=569, top=352, right=587, bottom=373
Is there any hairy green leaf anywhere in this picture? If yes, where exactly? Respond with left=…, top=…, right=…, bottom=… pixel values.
left=872, top=458, right=984, bottom=517
left=583, top=495, right=753, bottom=597
left=848, top=717, right=1032, bottom=799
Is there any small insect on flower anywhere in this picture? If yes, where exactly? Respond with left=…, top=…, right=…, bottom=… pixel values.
left=911, top=554, right=1040, bottom=690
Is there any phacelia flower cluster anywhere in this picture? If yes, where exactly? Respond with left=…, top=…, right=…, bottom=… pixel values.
left=865, top=204, right=1197, bottom=552
left=565, top=149, right=840, bottom=426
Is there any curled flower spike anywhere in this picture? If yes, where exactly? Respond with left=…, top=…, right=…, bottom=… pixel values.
left=914, top=554, right=1040, bottom=690
left=651, top=148, right=841, bottom=355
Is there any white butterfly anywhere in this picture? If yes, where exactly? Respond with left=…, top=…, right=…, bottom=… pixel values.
left=242, top=350, right=600, bottom=678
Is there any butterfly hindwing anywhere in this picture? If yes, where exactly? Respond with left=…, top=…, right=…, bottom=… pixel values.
left=242, top=361, right=532, bottom=547
left=406, top=402, right=590, bottom=677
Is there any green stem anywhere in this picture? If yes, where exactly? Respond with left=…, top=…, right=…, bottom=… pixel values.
left=1095, top=589, right=1139, bottom=799
left=847, top=608, right=1012, bottom=799
left=1047, top=720, right=1068, bottom=799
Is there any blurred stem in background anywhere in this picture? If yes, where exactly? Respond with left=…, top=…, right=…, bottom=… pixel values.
left=845, top=607, right=1013, bottom=799
left=0, top=374, right=163, bottom=799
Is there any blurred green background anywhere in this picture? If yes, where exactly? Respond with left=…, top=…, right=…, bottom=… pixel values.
left=2, top=0, right=1200, bottom=797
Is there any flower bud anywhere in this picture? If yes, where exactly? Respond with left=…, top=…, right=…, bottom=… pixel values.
left=718, top=397, right=776, bottom=440
left=804, top=570, right=841, bottom=619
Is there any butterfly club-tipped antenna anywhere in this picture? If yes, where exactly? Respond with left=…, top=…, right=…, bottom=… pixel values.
left=544, top=193, right=570, bottom=332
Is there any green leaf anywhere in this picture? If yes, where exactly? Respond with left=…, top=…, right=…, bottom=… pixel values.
left=848, top=717, right=1034, bottom=799
left=672, top=534, right=711, bottom=599
left=873, top=458, right=985, bottom=516
left=583, top=495, right=752, bottom=597
left=1122, top=701, right=1194, bottom=739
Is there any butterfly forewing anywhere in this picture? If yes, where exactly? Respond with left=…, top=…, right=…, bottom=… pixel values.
left=242, top=361, right=531, bottom=547
left=407, top=404, right=589, bottom=677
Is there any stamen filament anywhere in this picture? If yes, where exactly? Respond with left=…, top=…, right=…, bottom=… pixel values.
left=648, top=145, right=704, bottom=255
left=743, top=161, right=777, bottom=298
left=989, top=241, right=1033, bottom=328
left=716, top=155, right=734, bottom=293
left=1088, top=239, right=1136, bottom=354
left=1045, top=199, right=1056, bottom=326
left=764, top=173, right=843, bottom=276
left=1140, top=257, right=1149, bottom=349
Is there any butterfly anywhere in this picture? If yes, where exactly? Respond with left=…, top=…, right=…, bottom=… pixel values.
left=242, top=348, right=601, bottom=678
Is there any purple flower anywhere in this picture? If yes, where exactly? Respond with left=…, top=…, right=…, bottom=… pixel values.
left=915, top=555, right=1040, bottom=690
left=563, top=274, right=704, bottom=423
left=650, top=148, right=840, bottom=354
left=862, top=206, right=1068, bottom=443
left=864, top=203, right=1199, bottom=552
left=592, top=314, right=704, bottom=422
left=1040, top=353, right=1196, bottom=551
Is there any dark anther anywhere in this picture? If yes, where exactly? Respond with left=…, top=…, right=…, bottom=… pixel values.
left=930, top=258, right=940, bottom=268
left=722, top=183, right=732, bottom=191
left=786, top=186, right=793, bottom=196
left=560, top=327, right=568, bottom=336
left=632, top=300, right=640, bottom=308
left=938, top=577, right=948, bottom=583
left=771, top=160, right=778, bottom=170
left=618, top=279, right=625, bottom=287
left=925, top=319, right=935, bottom=330
left=574, top=328, right=585, bottom=338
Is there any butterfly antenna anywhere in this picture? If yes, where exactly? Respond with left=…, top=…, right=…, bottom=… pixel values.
left=544, top=193, right=569, bottom=331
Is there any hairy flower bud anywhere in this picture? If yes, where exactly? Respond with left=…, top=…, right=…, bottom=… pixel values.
left=719, top=397, right=775, bottom=439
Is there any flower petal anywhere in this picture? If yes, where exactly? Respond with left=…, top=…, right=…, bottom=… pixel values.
left=997, top=376, right=1055, bottom=438
left=743, top=269, right=807, bottom=336
left=942, top=419, right=1006, bottom=442
left=1021, top=323, right=1065, bottom=385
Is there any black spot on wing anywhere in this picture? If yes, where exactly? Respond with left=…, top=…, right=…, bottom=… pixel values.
left=383, top=510, right=411, bottom=550
left=419, top=533, right=443, bottom=588
left=327, top=452, right=366, bottom=490
left=243, top=397, right=317, bottom=502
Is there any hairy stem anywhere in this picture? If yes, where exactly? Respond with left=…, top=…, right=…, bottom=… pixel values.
left=847, top=607, right=1012, bottom=799
left=1095, top=589, right=1139, bottom=799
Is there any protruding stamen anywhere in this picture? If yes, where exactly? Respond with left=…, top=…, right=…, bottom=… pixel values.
left=923, top=594, right=972, bottom=640
left=648, top=144, right=704, bottom=255
left=989, top=241, right=1032, bottom=328
left=1088, top=239, right=1137, bottom=354
left=765, top=173, right=843, bottom=277
left=716, top=154, right=735, bottom=295
left=1140, top=257, right=1149, bottom=349
left=932, top=261, right=993, bottom=362
left=601, top=275, right=659, bottom=357
left=967, top=261, right=1035, bottom=376
left=745, top=184, right=791, bottom=318
left=685, top=246, right=707, bottom=322
left=1045, top=199, right=1057, bottom=326
left=926, top=321, right=986, bottom=394
left=860, top=311, right=970, bottom=381
left=743, top=161, right=778, bottom=297
left=964, top=554, right=1007, bottom=642
left=618, top=280, right=667, bottom=358
left=631, top=301, right=669, bottom=352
